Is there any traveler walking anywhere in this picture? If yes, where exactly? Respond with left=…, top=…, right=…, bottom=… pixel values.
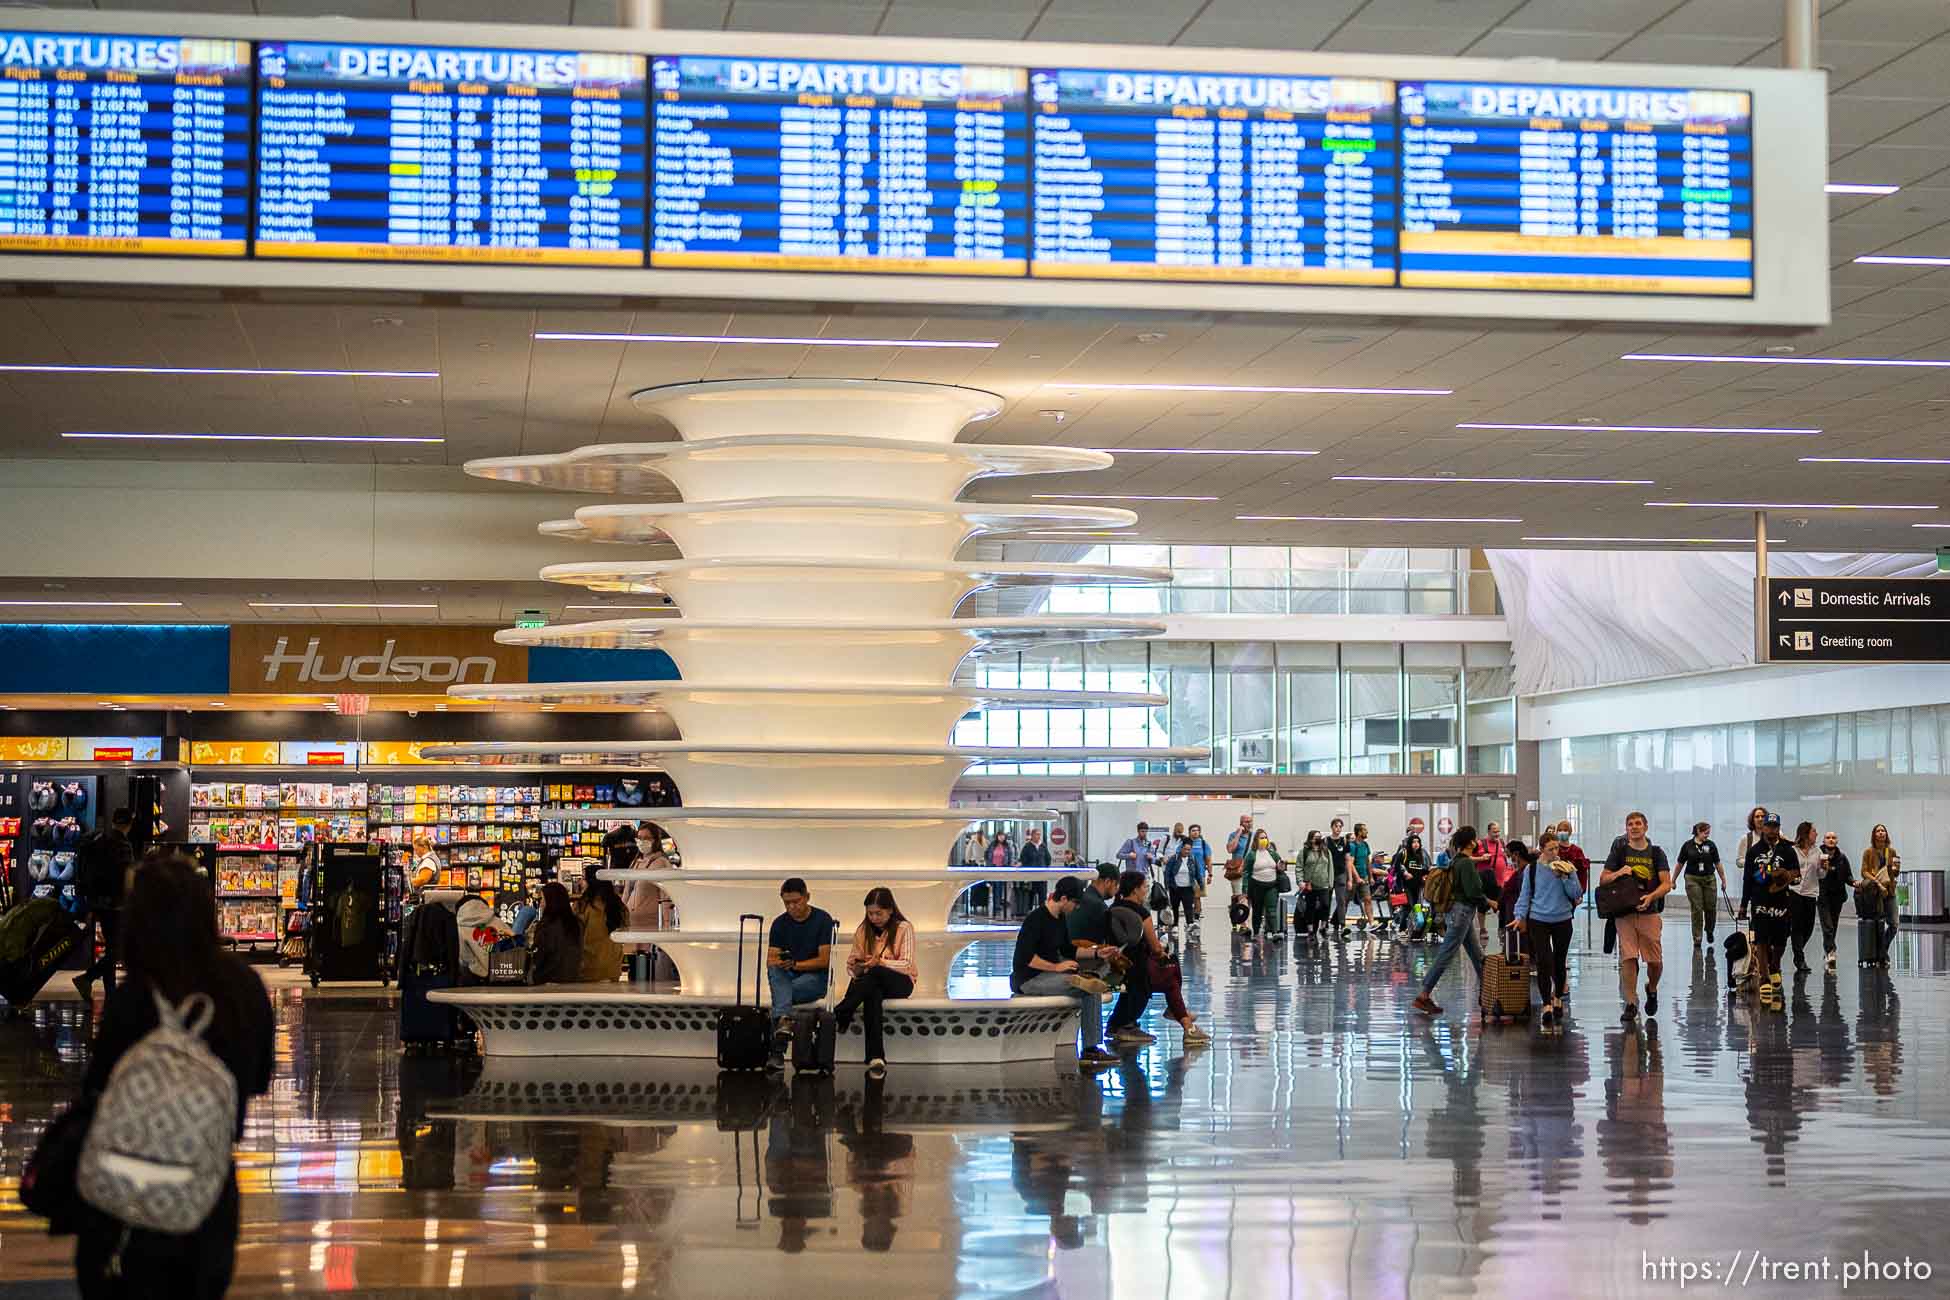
left=1343, top=823, right=1376, bottom=937
left=71, top=852, right=274, bottom=1298
left=1294, top=831, right=1333, bottom=938
left=1743, top=815, right=1797, bottom=1008
left=71, top=807, right=135, bottom=1001
left=1509, top=838, right=1583, bottom=1029
left=1325, top=817, right=1352, bottom=932
left=1410, top=826, right=1493, bottom=1016
left=1599, top=812, right=1673, bottom=1022
left=832, top=888, right=916, bottom=1076
left=1240, top=829, right=1287, bottom=941
left=1816, top=831, right=1852, bottom=972
left=1860, top=825, right=1901, bottom=952
left=1733, top=806, right=1769, bottom=922
left=1787, top=821, right=1824, bottom=974
left=1552, top=820, right=1590, bottom=892
left=1675, top=822, right=1727, bottom=949
left=1164, top=822, right=1210, bottom=932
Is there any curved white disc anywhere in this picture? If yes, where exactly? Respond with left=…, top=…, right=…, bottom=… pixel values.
left=581, top=806, right=1058, bottom=823
left=447, top=683, right=1165, bottom=708
left=422, top=741, right=1207, bottom=761
left=545, top=497, right=1136, bottom=561
left=465, top=434, right=1109, bottom=500
left=536, top=556, right=1169, bottom=621
left=538, top=556, right=1169, bottom=594
left=631, top=378, right=1002, bottom=443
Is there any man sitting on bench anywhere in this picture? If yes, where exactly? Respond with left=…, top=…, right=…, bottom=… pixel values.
left=766, top=877, right=835, bottom=1068
left=1011, top=876, right=1116, bottom=1069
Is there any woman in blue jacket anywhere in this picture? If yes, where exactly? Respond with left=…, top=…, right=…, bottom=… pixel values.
left=1510, top=839, right=1584, bottom=1029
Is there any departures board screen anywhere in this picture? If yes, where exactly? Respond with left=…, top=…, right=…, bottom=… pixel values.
left=1030, top=70, right=1396, bottom=285
left=254, top=41, right=647, bottom=265
left=0, top=32, right=251, bottom=256
left=1398, top=81, right=1753, bottom=295
left=649, top=57, right=1029, bottom=275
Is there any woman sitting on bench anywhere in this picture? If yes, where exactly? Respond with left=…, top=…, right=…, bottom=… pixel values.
left=833, top=887, right=916, bottom=1078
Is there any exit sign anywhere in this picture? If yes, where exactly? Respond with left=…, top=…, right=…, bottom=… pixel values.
left=515, top=609, right=547, bottom=629
left=1938, top=547, right=1950, bottom=574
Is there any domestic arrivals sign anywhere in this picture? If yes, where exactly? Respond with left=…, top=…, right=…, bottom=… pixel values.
left=229, top=625, right=525, bottom=695
left=1764, top=578, right=1950, bottom=664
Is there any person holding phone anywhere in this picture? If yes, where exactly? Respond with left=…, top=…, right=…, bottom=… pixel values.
left=1816, top=831, right=1852, bottom=972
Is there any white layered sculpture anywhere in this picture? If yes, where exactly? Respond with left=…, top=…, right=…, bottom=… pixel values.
left=427, top=378, right=1193, bottom=1013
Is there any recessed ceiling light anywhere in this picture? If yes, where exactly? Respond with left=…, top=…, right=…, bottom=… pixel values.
left=1799, top=456, right=1950, bottom=465
left=1084, top=446, right=1319, bottom=456
left=247, top=602, right=439, bottom=609
left=562, top=604, right=671, bottom=611
left=1332, top=475, right=1652, bottom=486
left=0, top=600, right=184, bottom=607
left=1625, top=353, right=1950, bottom=368
left=1645, top=501, right=1938, bottom=511
left=63, top=432, right=445, bottom=444
left=1828, top=183, right=1900, bottom=195
left=1522, top=535, right=1782, bottom=544
left=534, top=331, right=998, bottom=349
left=370, top=316, right=404, bottom=327
left=1030, top=493, right=1221, bottom=501
left=1237, top=514, right=1522, bottom=524
left=1052, top=382, right=1452, bottom=396
left=1854, top=254, right=1950, bottom=267
left=0, top=363, right=437, bottom=378
left=1039, top=409, right=1068, bottom=423
left=1459, top=422, right=1818, bottom=436
left=1764, top=345, right=1797, bottom=355
left=1310, top=334, right=1358, bottom=344
left=1134, top=332, right=1168, bottom=344
left=1909, top=523, right=1950, bottom=529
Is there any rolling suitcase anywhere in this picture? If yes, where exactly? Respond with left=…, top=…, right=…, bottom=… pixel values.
left=1479, top=928, right=1531, bottom=1023
left=1858, top=916, right=1888, bottom=966
left=0, top=907, right=85, bottom=1013
left=792, top=1008, right=837, bottom=1075
left=717, top=913, right=773, bottom=1072
left=398, top=969, right=459, bottom=1049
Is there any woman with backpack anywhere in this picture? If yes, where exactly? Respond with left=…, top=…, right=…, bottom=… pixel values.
left=1411, top=827, right=1492, bottom=1017
left=71, top=851, right=274, bottom=1298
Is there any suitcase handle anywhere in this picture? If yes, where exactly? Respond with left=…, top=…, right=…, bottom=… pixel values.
left=735, top=913, right=763, bottom=1010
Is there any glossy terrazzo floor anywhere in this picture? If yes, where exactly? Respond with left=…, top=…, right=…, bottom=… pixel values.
left=4, top=915, right=1949, bottom=1298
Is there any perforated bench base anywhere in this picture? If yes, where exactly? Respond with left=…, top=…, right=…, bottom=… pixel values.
left=428, top=987, right=1082, bottom=1064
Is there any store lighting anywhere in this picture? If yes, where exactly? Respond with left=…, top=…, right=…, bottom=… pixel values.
left=1458, top=422, right=1819, bottom=436
left=1029, top=493, right=1220, bottom=501
left=1624, top=352, right=1950, bottom=369
left=1083, top=447, right=1319, bottom=456
left=1049, top=382, right=1452, bottom=396
left=209, top=702, right=227, bottom=707
left=0, top=364, right=437, bottom=378
left=1237, top=514, right=1522, bottom=524
left=247, top=602, right=440, bottom=609
left=1332, top=475, right=1652, bottom=486
left=1828, top=183, right=1901, bottom=195
left=1854, top=255, right=1950, bottom=267
left=534, top=331, right=998, bottom=349
left=1911, top=523, right=1950, bottom=529
left=63, top=432, right=446, bottom=444
left=1799, top=456, right=1950, bottom=465
left=0, top=600, right=183, bottom=607
left=1646, top=501, right=1939, bottom=511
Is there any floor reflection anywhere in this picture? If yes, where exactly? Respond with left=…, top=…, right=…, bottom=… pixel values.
left=1, top=922, right=1947, bottom=1295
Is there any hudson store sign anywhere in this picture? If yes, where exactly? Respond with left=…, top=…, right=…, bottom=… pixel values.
left=229, top=626, right=526, bottom=695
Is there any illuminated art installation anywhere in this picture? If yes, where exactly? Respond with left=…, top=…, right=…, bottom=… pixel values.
left=426, top=379, right=1193, bottom=1059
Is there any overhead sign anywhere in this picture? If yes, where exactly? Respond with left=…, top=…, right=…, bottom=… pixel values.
left=230, top=625, right=525, bottom=695
left=1764, top=578, right=1950, bottom=664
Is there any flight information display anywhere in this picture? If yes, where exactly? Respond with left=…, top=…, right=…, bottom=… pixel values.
left=1030, top=70, right=1396, bottom=284
left=1398, top=80, right=1753, bottom=295
left=649, top=57, right=1029, bottom=275
left=0, top=32, right=251, bottom=256
left=254, top=40, right=646, bottom=264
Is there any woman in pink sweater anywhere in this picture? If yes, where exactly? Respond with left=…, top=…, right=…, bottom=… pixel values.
left=833, top=887, right=917, bottom=1076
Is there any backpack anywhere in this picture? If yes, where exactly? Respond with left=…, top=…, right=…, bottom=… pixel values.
left=0, top=898, right=64, bottom=964
left=77, top=991, right=238, bottom=1234
left=74, top=830, right=122, bottom=904
left=1423, top=866, right=1454, bottom=913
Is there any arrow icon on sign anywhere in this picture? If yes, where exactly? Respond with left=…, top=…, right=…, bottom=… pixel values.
left=1778, top=635, right=1791, bottom=648
left=1777, top=590, right=1792, bottom=605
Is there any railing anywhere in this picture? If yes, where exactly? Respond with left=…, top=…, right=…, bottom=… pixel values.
left=969, top=568, right=1503, bottom=618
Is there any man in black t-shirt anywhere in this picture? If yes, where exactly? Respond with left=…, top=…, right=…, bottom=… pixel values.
left=1743, top=815, right=1797, bottom=1003
left=1325, top=818, right=1352, bottom=930
left=766, top=878, right=835, bottom=1064
left=1012, top=877, right=1114, bottom=1068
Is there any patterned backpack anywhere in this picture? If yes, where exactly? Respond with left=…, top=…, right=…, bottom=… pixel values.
left=77, top=991, right=238, bottom=1234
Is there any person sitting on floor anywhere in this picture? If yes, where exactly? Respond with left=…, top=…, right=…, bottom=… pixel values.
left=765, top=877, right=836, bottom=1068
left=832, top=887, right=916, bottom=1078
left=1011, top=876, right=1115, bottom=1069
left=1104, top=870, right=1209, bottom=1047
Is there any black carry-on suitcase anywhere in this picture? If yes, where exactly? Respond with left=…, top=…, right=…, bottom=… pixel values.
left=0, top=907, right=85, bottom=1013
left=717, top=913, right=772, bottom=1071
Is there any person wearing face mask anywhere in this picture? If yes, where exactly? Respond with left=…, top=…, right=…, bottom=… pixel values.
left=1241, top=829, right=1287, bottom=942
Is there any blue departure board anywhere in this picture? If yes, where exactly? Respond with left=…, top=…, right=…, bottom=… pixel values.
left=254, top=41, right=646, bottom=265
left=1398, top=81, right=1753, bottom=295
left=1030, top=70, right=1395, bottom=284
left=0, top=32, right=250, bottom=256
left=650, top=57, right=1028, bottom=275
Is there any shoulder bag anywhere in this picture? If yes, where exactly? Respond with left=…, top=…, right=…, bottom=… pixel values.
left=1594, top=867, right=1646, bottom=919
